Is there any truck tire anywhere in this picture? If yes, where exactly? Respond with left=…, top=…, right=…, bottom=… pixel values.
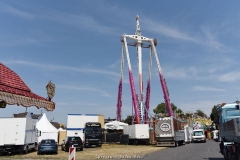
left=175, top=141, right=179, bottom=147
left=24, top=146, right=28, bottom=154
left=65, top=147, right=69, bottom=152
left=134, top=140, right=138, bottom=146
left=223, top=146, right=230, bottom=160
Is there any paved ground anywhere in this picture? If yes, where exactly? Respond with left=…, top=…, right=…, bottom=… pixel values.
left=142, top=140, right=224, bottom=160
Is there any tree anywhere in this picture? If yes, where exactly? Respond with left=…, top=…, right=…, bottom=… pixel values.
left=185, top=111, right=193, bottom=118
left=153, top=102, right=178, bottom=114
left=210, top=105, right=218, bottom=123
left=123, top=115, right=135, bottom=125
left=195, top=109, right=207, bottom=118
left=153, top=103, right=166, bottom=114
left=176, top=108, right=183, bottom=115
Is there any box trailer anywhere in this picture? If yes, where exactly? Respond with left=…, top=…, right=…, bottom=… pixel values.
left=66, top=114, right=103, bottom=147
left=155, top=116, right=185, bottom=147
left=123, top=124, right=149, bottom=145
left=0, top=117, right=38, bottom=155
left=184, top=126, right=193, bottom=143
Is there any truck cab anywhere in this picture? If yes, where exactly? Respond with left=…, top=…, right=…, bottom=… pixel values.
left=216, top=102, right=240, bottom=159
left=217, top=102, right=240, bottom=142
left=191, top=129, right=206, bottom=143
left=83, top=122, right=102, bottom=147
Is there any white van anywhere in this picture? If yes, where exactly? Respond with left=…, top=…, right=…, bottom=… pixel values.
left=191, top=129, right=206, bottom=143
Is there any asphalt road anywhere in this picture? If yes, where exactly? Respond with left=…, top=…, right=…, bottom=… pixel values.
left=142, top=140, right=224, bottom=160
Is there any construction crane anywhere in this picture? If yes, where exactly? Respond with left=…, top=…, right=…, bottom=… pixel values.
left=116, top=15, right=173, bottom=124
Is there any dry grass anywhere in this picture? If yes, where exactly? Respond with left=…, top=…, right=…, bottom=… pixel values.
left=0, top=144, right=166, bottom=160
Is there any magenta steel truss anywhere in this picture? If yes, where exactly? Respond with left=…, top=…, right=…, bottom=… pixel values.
left=116, top=16, right=173, bottom=124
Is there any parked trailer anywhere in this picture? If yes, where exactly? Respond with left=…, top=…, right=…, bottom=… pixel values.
left=184, top=126, right=193, bottom=143
left=155, top=116, right=185, bottom=147
left=0, top=116, right=39, bottom=155
left=66, top=114, right=103, bottom=147
left=123, top=124, right=149, bottom=145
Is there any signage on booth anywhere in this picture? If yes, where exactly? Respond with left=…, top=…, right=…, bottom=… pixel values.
left=46, top=81, right=55, bottom=99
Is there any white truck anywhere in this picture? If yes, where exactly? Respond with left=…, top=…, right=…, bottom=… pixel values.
left=191, top=129, right=206, bottom=143
left=155, top=116, right=185, bottom=147
left=123, top=124, right=149, bottom=145
left=66, top=114, right=103, bottom=147
left=0, top=114, right=39, bottom=155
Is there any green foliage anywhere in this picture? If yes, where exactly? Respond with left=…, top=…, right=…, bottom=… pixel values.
left=176, top=108, right=183, bottom=115
left=185, top=111, right=193, bottom=118
left=153, top=102, right=178, bottom=114
left=195, top=109, right=207, bottom=118
left=123, top=115, right=134, bottom=125
left=210, top=105, right=218, bottom=123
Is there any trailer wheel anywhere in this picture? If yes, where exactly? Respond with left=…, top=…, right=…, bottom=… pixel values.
left=24, top=146, right=28, bottom=154
left=65, top=147, right=69, bottom=152
left=134, top=140, right=138, bottom=145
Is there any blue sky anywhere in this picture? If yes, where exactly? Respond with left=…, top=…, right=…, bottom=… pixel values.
left=1, top=1, right=240, bottom=125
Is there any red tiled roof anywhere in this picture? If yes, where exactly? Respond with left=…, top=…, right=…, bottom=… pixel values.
left=0, top=62, right=46, bottom=100
left=0, top=62, right=55, bottom=111
left=0, top=63, right=30, bottom=92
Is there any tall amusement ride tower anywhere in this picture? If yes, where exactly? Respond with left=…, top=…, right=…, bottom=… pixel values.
left=116, top=16, right=173, bottom=124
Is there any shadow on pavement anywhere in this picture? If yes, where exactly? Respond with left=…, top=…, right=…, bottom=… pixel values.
left=204, top=158, right=224, bottom=160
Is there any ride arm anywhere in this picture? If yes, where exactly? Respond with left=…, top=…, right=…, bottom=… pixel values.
left=151, top=39, right=173, bottom=117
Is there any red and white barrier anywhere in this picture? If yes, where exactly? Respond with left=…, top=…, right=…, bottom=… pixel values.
left=69, top=146, right=76, bottom=160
